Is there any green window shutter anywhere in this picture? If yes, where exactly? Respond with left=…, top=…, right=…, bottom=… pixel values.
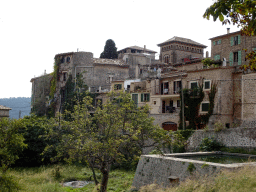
left=238, top=50, right=242, bottom=65
left=141, top=93, right=144, bottom=102
left=214, top=55, right=220, bottom=60
left=229, top=52, right=233, bottom=66
left=219, top=40, right=221, bottom=44
left=253, top=48, right=256, bottom=51
left=119, top=84, right=122, bottom=89
left=238, top=35, right=241, bottom=44
left=213, top=41, right=215, bottom=46
left=231, top=37, right=234, bottom=46
left=217, top=55, right=220, bottom=60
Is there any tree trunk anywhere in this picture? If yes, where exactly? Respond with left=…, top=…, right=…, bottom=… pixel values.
left=100, top=164, right=109, bottom=192
left=90, top=165, right=99, bottom=185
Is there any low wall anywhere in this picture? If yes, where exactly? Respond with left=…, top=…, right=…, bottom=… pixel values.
left=132, top=152, right=256, bottom=190
left=187, top=127, right=256, bottom=151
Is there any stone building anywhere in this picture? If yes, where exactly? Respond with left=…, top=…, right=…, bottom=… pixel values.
left=157, top=36, right=207, bottom=65
left=118, top=46, right=158, bottom=79
left=53, top=51, right=130, bottom=113
left=210, top=29, right=256, bottom=67
left=30, top=72, right=52, bottom=115
left=0, top=105, right=11, bottom=118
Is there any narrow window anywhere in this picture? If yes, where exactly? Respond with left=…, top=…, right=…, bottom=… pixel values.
left=63, top=73, right=67, bottom=81
left=177, top=100, right=180, bottom=107
left=204, top=80, right=211, bottom=90
left=234, top=52, right=238, bottom=62
left=201, top=103, right=209, bottom=112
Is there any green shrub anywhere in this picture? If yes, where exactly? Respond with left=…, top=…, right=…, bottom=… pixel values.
left=199, top=137, right=224, bottom=151
left=0, top=174, right=21, bottom=192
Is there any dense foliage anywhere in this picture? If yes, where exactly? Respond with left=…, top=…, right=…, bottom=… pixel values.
left=100, top=39, right=118, bottom=59
left=44, top=91, right=172, bottom=192
left=179, top=82, right=217, bottom=130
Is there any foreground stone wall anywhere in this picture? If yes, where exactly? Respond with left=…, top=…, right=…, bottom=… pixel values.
left=187, top=127, right=256, bottom=151
left=132, top=152, right=250, bottom=190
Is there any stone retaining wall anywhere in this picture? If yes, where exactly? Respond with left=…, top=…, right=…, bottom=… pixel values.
left=187, top=127, right=256, bottom=151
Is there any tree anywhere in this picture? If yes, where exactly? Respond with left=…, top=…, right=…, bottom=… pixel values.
left=45, top=91, right=171, bottom=192
left=179, top=82, right=217, bottom=130
left=0, top=118, right=27, bottom=173
left=100, top=39, right=118, bottom=59
left=203, top=0, right=256, bottom=36
left=203, top=0, right=256, bottom=70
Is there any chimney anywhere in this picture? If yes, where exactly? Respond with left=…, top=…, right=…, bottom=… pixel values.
left=206, top=51, right=209, bottom=58
left=227, top=28, right=230, bottom=34
left=144, top=45, right=146, bottom=53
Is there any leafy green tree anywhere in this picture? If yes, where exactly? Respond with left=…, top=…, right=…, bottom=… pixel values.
left=203, top=0, right=256, bottom=70
left=203, top=0, right=256, bottom=36
left=100, top=39, right=118, bottom=59
left=45, top=91, right=171, bottom=192
left=14, top=115, right=58, bottom=167
left=0, top=118, right=27, bottom=173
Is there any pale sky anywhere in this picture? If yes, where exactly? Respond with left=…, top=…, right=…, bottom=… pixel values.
left=0, top=0, right=239, bottom=99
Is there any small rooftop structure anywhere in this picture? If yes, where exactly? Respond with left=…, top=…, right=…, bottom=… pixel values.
left=117, top=45, right=157, bottom=54
left=0, top=105, right=12, bottom=118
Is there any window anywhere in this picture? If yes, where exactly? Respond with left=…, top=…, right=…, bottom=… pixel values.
left=173, top=81, right=181, bottom=94
left=233, top=52, right=238, bottom=62
left=201, top=102, right=209, bottom=112
left=141, top=93, right=150, bottom=102
left=66, top=57, right=70, bottom=63
left=114, top=84, right=122, bottom=90
left=234, top=36, right=238, bottom=45
left=177, top=100, right=180, bottom=107
left=190, top=81, right=198, bottom=89
left=61, top=57, right=65, bottom=63
left=154, top=101, right=156, bottom=105
left=164, top=55, right=169, bottom=64
left=231, top=35, right=240, bottom=46
left=204, top=80, right=211, bottom=90
left=63, top=73, right=67, bottom=81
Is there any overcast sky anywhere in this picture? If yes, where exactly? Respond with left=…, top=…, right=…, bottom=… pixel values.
left=0, top=0, right=240, bottom=99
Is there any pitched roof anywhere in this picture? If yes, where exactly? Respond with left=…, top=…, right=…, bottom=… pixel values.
left=118, top=46, right=157, bottom=53
left=93, top=58, right=128, bottom=67
left=157, top=36, right=207, bottom=48
left=209, top=31, right=241, bottom=40
left=0, top=105, right=12, bottom=110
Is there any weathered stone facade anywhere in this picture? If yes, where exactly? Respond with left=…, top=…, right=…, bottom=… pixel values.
left=157, top=36, right=206, bottom=65
left=210, top=30, right=256, bottom=67
left=187, top=127, right=256, bottom=151
left=30, top=72, right=52, bottom=113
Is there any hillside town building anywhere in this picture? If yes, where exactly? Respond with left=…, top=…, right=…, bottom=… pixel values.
left=31, top=30, right=256, bottom=130
left=0, top=105, right=12, bottom=118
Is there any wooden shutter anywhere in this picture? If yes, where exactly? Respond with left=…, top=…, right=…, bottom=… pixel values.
left=238, top=35, right=241, bottom=44
left=238, top=50, right=242, bottom=65
left=219, top=40, right=221, bottom=44
left=141, top=93, right=144, bottom=102
left=213, top=41, right=216, bottom=46
left=231, top=37, right=234, bottom=46
left=253, top=48, right=256, bottom=51
left=229, top=52, right=233, bottom=66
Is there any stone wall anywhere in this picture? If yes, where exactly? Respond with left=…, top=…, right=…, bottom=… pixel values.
left=187, top=127, right=256, bottom=151
left=211, top=31, right=256, bottom=66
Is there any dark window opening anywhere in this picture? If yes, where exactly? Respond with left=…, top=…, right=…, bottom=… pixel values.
left=234, top=36, right=239, bottom=45
left=66, top=57, right=70, bottom=63
left=114, top=84, right=122, bottom=90
left=63, top=73, right=67, bottom=81
left=177, top=100, right=180, bottom=107
left=234, top=52, right=238, bottom=62
left=173, top=81, right=181, bottom=94
left=225, top=123, right=230, bottom=128
left=190, top=82, right=198, bottom=89
left=202, top=103, right=209, bottom=112
left=204, top=81, right=210, bottom=89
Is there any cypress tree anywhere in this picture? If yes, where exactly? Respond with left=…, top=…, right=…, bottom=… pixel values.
left=100, top=39, right=118, bottom=59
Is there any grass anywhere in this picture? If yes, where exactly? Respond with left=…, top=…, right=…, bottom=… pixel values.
left=5, top=164, right=135, bottom=192
left=139, top=165, right=256, bottom=192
